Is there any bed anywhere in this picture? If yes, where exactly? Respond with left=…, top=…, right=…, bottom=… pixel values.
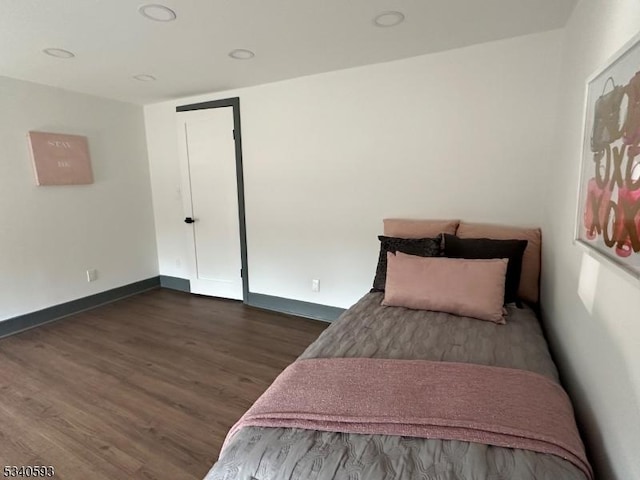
left=204, top=220, right=591, bottom=480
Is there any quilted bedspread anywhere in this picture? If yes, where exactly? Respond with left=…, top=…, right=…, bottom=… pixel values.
left=204, top=292, right=588, bottom=480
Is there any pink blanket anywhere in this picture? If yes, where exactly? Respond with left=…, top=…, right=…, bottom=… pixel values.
left=225, top=358, right=592, bottom=480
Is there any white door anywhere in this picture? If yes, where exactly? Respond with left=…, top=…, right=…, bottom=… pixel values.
left=176, top=107, right=243, bottom=300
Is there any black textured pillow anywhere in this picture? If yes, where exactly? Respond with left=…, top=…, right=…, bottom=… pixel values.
left=443, top=234, right=528, bottom=305
left=371, top=235, right=442, bottom=292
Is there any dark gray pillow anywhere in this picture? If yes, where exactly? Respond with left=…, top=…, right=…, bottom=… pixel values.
left=443, top=234, right=528, bottom=305
left=371, top=235, right=442, bottom=292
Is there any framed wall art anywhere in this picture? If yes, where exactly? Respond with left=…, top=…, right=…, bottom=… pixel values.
left=576, top=33, right=640, bottom=277
left=27, top=131, right=94, bottom=185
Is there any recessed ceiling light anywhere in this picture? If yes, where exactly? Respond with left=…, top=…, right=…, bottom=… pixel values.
left=42, top=48, right=75, bottom=59
left=138, top=4, right=177, bottom=22
left=133, top=74, right=157, bottom=82
left=229, top=49, right=255, bottom=60
left=373, top=11, right=405, bottom=27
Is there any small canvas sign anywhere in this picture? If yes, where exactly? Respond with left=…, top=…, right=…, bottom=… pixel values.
left=27, top=131, right=93, bottom=185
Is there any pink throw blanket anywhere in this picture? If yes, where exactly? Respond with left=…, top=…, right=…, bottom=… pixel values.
left=224, top=358, right=592, bottom=480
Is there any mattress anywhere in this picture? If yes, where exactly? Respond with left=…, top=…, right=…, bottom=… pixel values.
left=204, top=292, right=586, bottom=480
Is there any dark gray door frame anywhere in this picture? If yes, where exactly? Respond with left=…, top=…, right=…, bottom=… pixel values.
left=176, top=97, right=250, bottom=301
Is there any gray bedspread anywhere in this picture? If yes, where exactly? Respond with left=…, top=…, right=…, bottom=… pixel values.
left=205, top=292, right=586, bottom=480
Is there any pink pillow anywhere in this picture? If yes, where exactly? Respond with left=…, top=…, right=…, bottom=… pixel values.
left=383, top=218, right=459, bottom=238
left=457, top=222, right=541, bottom=304
left=382, top=252, right=508, bottom=324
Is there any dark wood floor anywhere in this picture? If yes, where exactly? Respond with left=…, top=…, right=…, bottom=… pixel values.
left=0, top=289, right=328, bottom=480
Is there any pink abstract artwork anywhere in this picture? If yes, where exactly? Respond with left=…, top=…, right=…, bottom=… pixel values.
left=27, top=131, right=93, bottom=185
left=575, top=35, right=640, bottom=276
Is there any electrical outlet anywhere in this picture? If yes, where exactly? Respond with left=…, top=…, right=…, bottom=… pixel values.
left=86, top=268, right=98, bottom=282
left=312, top=279, right=320, bottom=292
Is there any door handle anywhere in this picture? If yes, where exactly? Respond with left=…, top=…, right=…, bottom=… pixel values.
left=184, top=217, right=195, bottom=224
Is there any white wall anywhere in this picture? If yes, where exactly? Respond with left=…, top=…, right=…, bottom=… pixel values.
left=541, top=1, right=640, bottom=479
left=145, top=30, right=563, bottom=309
left=0, top=76, right=158, bottom=321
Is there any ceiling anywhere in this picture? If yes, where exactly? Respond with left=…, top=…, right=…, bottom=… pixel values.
left=0, top=0, right=577, bottom=105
